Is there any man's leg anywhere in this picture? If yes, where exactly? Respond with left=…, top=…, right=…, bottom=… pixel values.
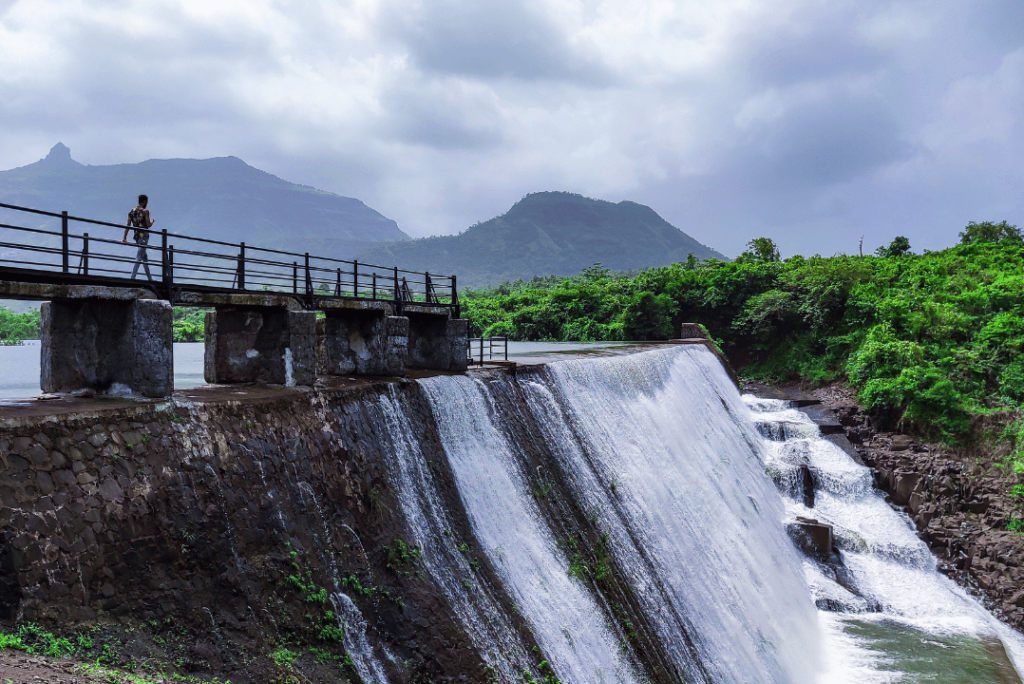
left=140, top=248, right=152, bottom=281
left=131, top=246, right=143, bottom=279
left=131, top=245, right=149, bottom=279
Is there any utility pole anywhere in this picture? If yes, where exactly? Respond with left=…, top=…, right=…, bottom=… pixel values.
left=859, top=236, right=864, bottom=257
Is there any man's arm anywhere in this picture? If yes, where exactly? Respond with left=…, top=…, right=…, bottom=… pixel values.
left=145, top=209, right=155, bottom=228
left=122, top=214, right=131, bottom=244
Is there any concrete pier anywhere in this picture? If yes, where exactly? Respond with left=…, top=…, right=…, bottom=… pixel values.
left=318, top=311, right=409, bottom=377
left=40, top=298, right=173, bottom=398
left=204, top=307, right=316, bottom=386
left=407, top=314, right=468, bottom=371
left=30, top=287, right=468, bottom=395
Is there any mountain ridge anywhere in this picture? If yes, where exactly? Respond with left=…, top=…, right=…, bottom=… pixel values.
left=356, top=191, right=728, bottom=287
left=0, top=144, right=408, bottom=258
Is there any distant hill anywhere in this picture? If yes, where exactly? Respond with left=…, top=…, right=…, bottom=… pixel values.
left=0, top=143, right=408, bottom=258
left=355, top=191, right=728, bottom=288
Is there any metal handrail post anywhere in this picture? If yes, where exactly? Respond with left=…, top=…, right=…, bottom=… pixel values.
left=305, top=253, right=313, bottom=306
left=393, top=266, right=401, bottom=314
left=161, top=229, right=169, bottom=285
left=238, top=242, right=246, bottom=290
left=335, top=268, right=341, bottom=297
left=80, top=233, right=89, bottom=275
left=293, top=262, right=298, bottom=294
left=353, top=260, right=359, bottom=298
left=372, top=273, right=377, bottom=300
left=61, top=211, right=69, bottom=273
left=452, top=275, right=459, bottom=317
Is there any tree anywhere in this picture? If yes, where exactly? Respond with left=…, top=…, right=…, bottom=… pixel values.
left=622, top=291, right=675, bottom=340
left=741, top=237, right=781, bottom=262
left=875, top=236, right=912, bottom=258
left=959, top=221, right=1022, bottom=245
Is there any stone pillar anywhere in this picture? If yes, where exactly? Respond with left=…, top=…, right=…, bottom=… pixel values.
left=407, top=314, right=469, bottom=371
left=204, top=307, right=316, bottom=386
left=386, top=316, right=409, bottom=376
left=40, top=298, right=173, bottom=398
left=287, top=310, right=317, bottom=386
left=679, top=323, right=708, bottom=339
left=446, top=318, right=469, bottom=372
left=317, top=311, right=408, bottom=377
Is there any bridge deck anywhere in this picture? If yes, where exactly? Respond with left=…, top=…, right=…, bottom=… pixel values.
left=0, top=202, right=459, bottom=316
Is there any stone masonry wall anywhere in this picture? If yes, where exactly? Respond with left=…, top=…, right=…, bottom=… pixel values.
left=0, top=385, right=532, bottom=683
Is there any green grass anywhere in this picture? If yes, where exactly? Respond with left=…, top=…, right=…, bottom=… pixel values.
left=0, top=624, right=229, bottom=684
left=0, top=623, right=74, bottom=658
left=271, top=648, right=299, bottom=668
left=385, top=539, right=422, bottom=576
left=76, top=663, right=229, bottom=684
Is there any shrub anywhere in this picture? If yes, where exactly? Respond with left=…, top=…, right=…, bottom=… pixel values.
left=959, top=221, right=1022, bottom=245
left=846, top=324, right=925, bottom=383
left=172, top=308, right=207, bottom=342
left=0, top=307, right=40, bottom=345
left=622, top=291, right=674, bottom=340
left=860, top=366, right=969, bottom=439
left=875, top=236, right=912, bottom=257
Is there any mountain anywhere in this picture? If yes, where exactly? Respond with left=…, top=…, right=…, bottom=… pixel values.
left=355, top=191, right=728, bottom=287
left=0, top=143, right=408, bottom=258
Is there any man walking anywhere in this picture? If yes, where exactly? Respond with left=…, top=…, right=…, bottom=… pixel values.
left=122, top=194, right=155, bottom=280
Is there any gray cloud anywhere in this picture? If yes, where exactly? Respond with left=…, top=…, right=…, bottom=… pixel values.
left=0, top=0, right=1021, bottom=260
left=379, top=0, right=610, bottom=83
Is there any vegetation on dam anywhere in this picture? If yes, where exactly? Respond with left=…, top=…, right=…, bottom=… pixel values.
left=462, top=221, right=1024, bottom=445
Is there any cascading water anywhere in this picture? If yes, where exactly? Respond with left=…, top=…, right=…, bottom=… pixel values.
left=420, top=375, right=641, bottom=684
left=343, top=342, right=1024, bottom=683
left=749, top=397, right=1024, bottom=683
left=370, top=388, right=535, bottom=681
left=520, top=346, right=821, bottom=683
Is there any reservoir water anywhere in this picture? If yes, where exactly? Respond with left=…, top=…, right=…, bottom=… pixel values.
left=0, top=340, right=633, bottom=399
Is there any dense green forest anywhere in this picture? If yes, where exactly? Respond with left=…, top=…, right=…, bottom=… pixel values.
left=0, top=308, right=40, bottom=345
left=0, top=307, right=206, bottom=343
left=462, top=221, right=1024, bottom=444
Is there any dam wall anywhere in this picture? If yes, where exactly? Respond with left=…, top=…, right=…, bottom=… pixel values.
left=0, top=382, right=506, bottom=682
left=0, top=345, right=819, bottom=684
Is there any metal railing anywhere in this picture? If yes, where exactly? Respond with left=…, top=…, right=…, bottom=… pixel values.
left=0, top=201, right=459, bottom=314
left=468, top=337, right=508, bottom=364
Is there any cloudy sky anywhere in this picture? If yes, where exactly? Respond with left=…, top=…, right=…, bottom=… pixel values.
left=1, top=0, right=1021, bottom=258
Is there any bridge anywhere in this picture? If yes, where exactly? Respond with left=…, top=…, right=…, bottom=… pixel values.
left=0, top=202, right=468, bottom=397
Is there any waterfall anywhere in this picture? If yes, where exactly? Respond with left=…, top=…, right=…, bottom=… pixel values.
left=749, top=397, right=1024, bottom=683
left=371, top=388, right=535, bottom=681
left=421, top=375, right=641, bottom=684
left=415, top=345, right=819, bottom=684
left=524, top=346, right=820, bottom=683
left=351, top=343, right=1024, bottom=683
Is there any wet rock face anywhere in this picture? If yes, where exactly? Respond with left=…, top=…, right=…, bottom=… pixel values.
left=0, top=385, right=497, bottom=683
left=785, top=518, right=834, bottom=561
left=809, top=387, right=1024, bottom=631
